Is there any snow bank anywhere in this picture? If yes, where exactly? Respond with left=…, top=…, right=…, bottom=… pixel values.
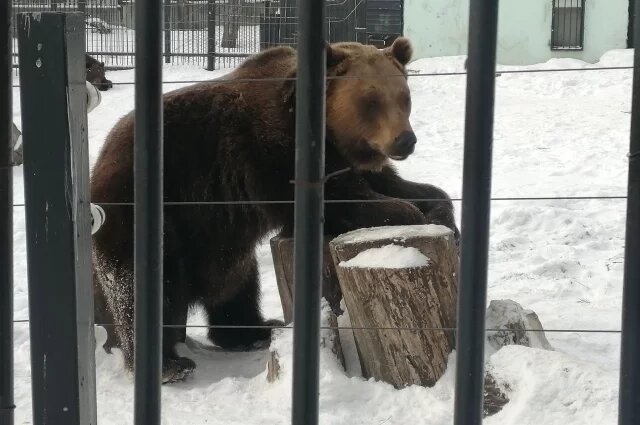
left=485, top=346, right=618, bottom=425
left=11, top=48, right=631, bottom=424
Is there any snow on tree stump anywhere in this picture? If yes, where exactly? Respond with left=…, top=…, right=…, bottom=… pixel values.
left=329, top=224, right=458, bottom=389
left=485, top=299, right=553, bottom=352
left=270, top=233, right=343, bottom=324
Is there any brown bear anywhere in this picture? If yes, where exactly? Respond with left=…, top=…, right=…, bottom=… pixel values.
left=86, top=54, right=113, bottom=91
left=91, top=37, right=459, bottom=383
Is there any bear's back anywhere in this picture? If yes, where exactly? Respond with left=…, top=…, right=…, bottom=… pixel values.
left=91, top=46, right=298, bottom=204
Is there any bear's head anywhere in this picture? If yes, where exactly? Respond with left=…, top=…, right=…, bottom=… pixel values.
left=284, top=37, right=416, bottom=170
left=86, top=60, right=113, bottom=91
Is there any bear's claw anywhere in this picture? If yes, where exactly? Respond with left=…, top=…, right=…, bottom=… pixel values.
left=162, top=356, right=196, bottom=384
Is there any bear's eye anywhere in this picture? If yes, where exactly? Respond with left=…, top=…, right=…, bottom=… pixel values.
left=365, top=94, right=379, bottom=107
left=360, top=94, right=381, bottom=119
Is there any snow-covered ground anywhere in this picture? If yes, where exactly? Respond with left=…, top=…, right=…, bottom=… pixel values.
left=10, top=48, right=633, bottom=424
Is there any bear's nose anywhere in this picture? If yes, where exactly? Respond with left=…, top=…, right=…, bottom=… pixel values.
left=394, top=131, right=417, bottom=156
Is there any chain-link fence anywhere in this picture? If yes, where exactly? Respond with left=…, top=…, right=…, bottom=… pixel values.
left=11, top=0, right=403, bottom=70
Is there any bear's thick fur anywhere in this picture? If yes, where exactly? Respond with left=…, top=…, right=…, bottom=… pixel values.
left=86, top=54, right=113, bottom=91
left=91, top=37, right=459, bottom=383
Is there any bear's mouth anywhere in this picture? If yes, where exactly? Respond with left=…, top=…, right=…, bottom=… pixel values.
left=389, top=154, right=410, bottom=161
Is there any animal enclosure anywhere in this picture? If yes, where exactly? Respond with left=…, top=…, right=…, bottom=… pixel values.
left=1, top=1, right=639, bottom=425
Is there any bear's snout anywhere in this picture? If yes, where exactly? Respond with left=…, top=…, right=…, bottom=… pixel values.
left=390, top=131, right=417, bottom=159
left=97, top=78, right=113, bottom=91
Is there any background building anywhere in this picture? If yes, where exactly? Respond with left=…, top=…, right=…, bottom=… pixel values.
left=404, top=0, right=634, bottom=65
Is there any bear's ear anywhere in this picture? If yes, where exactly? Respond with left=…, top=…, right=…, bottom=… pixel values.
left=384, top=37, right=413, bottom=66
left=282, top=68, right=297, bottom=105
left=326, top=42, right=348, bottom=68
left=282, top=42, right=349, bottom=105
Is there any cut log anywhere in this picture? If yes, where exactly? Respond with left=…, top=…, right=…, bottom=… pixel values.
left=267, top=302, right=345, bottom=382
left=329, top=224, right=458, bottom=389
left=266, top=348, right=280, bottom=383
left=322, top=310, right=346, bottom=370
left=268, top=234, right=346, bottom=382
left=270, top=233, right=343, bottom=324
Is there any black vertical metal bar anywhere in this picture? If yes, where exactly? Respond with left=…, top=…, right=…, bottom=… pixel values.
left=0, top=0, right=14, bottom=421
left=78, top=0, right=87, bottom=60
left=562, top=0, right=567, bottom=47
left=618, top=1, right=640, bottom=424
left=629, top=0, right=636, bottom=48
left=134, top=0, right=163, bottom=419
left=207, top=0, right=215, bottom=71
left=164, top=0, right=171, bottom=64
left=569, top=0, right=574, bottom=48
left=580, top=0, right=586, bottom=48
left=290, top=0, right=326, bottom=421
left=17, top=12, right=97, bottom=425
left=453, top=0, right=499, bottom=424
left=551, top=0, right=557, bottom=48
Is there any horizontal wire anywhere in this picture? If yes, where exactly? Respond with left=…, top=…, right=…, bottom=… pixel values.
left=9, top=195, right=628, bottom=208
left=7, top=56, right=631, bottom=337
left=10, top=65, right=635, bottom=89
left=10, top=319, right=622, bottom=333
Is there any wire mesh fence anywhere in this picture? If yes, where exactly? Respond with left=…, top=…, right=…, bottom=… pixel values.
left=10, top=0, right=379, bottom=69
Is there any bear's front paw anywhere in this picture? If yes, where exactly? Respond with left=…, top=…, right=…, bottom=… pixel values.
left=423, top=207, right=460, bottom=248
left=162, top=356, right=196, bottom=384
left=380, top=200, right=428, bottom=226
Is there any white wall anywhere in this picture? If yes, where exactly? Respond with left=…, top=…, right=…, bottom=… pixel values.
left=404, top=0, right=630, bottom=65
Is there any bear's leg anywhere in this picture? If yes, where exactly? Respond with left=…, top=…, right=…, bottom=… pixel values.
left=161, top=273, right=196, bottom=383
left=98, top=260, right=195, bottom=383
left=323, top=171, right=428, bottom=236
left=93, top=268, right=120, bottom=353
left=362, top=166, right=460, bottom=244
left=205, top=256, right=280, bottom=350
left=97, top=265, right=136, bottom=370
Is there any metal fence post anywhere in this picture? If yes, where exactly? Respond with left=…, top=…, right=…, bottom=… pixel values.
left=164, top=0, right=171, bottom=64
left=134, top=0, right=164, bottom=420
left=618, top=1, right=640, bottom=424
left=207, top=0, right=216, bottom=71
left=453, top=1, right=499, bottom=424
left=628, top=0, right=636, bottom=48
left=290, top=0, right=325, bottom=422
left=17, top=12, right=97, bottom=425
left=0, top=0, right=14, bottom=422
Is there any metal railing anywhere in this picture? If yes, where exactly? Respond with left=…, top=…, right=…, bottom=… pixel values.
left=551, top=0, right=586, bottom=51
left=2, top=1, right=640, bottom=425
left=10, top=0, right=368, bottom=70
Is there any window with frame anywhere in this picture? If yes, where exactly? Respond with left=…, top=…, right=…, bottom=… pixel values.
left=551, top=0, right=586, bottom=50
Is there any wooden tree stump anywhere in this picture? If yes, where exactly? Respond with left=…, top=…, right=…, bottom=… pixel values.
left=329, top=224, right=458, bottom=389
left=270, top=233, right=343, bottom=324
left=267, top=303, right=346, bottom=382
left=268, top=233, right=346, bottom=380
